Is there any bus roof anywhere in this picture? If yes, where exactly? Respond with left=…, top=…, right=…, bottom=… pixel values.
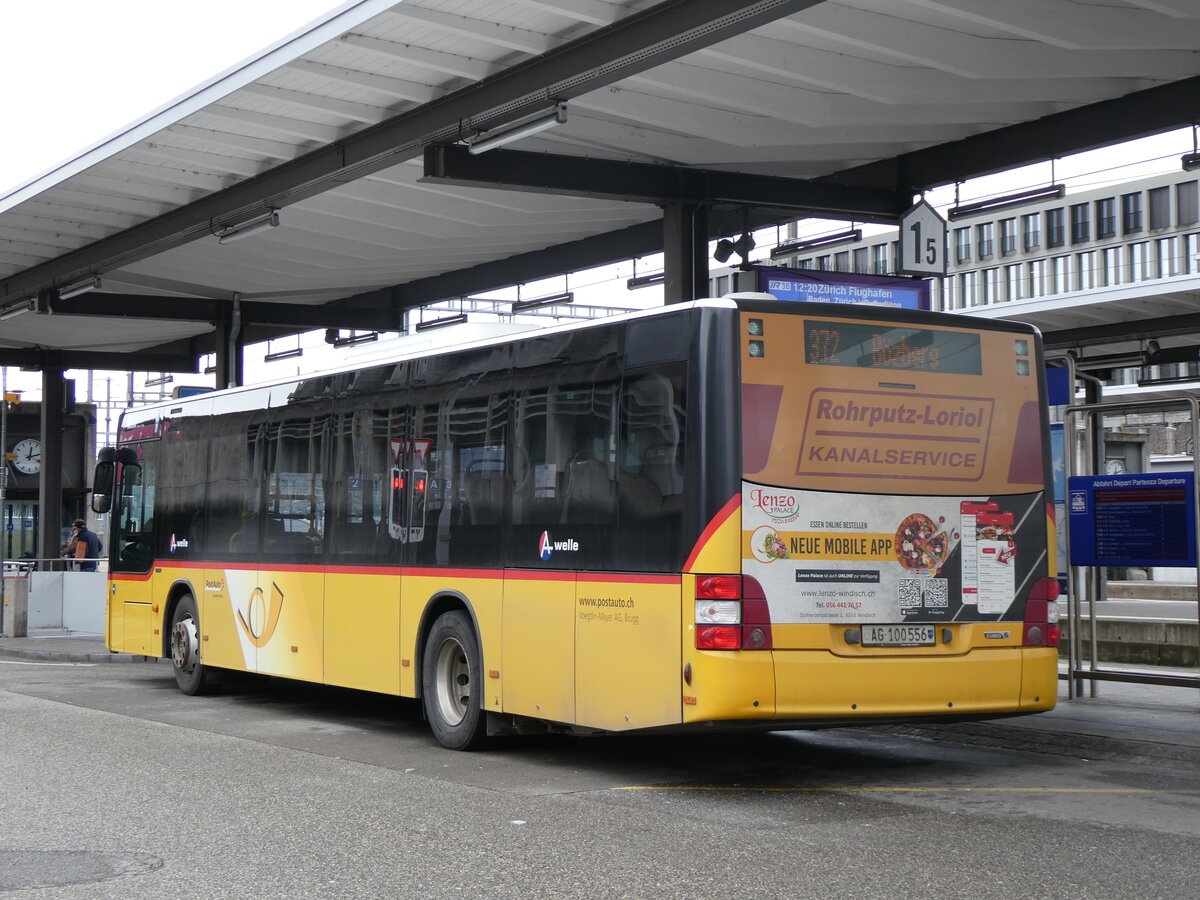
left=118, top=296, right=1039, bottom=421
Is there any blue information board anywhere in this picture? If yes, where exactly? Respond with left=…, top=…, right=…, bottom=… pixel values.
left=1068, top=472, right=1196, bottom=567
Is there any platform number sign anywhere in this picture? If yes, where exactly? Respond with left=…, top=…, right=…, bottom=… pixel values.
left=898, top=199, right=947, bottom=276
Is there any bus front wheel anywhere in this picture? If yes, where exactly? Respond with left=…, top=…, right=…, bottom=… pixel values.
left=170, top=594, right=212, bottom=696
left=422, top=610, right=488, bottom=750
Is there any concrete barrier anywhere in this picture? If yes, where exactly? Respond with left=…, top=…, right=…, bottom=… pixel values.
left=1106, top=581, right=1199, bottom=602
left=2, top=575, right=29, bottom=637
left=27, top=572, right=106, bottom=635
left=1062, top=618, right=1199, bottom=668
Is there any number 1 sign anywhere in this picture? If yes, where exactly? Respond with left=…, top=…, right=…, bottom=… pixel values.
left=898, top=199, right=947, bottom=277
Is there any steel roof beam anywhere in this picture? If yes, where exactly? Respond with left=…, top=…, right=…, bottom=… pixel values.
left=422, top=145, right=909, bottom=222
left=0, top=0, right=823, bottom=305
left=1043, top=311, right=1200, bottom=351
left=48, top=293, right=404, bottom=332
left=0, top=348, right=197, bottom=374
left=336, top=206, right=784, bottom=312
left=837, top=74, right=1200, bottom=192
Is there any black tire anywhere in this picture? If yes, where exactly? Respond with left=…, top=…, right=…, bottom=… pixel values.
left=170, top=594, right=212, bottom=696
left=422, top=610, right=488, bottom=750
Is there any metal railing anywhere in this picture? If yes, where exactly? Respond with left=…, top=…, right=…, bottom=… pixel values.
left=2, top=556, right=107, bottom=574
left=1063, top=394, right=1200, bottom=693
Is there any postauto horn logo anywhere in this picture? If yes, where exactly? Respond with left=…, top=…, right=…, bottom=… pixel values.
left=538, top=531, right=580, bottom=561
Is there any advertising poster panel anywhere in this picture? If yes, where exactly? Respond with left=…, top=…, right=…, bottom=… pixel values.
left=740, top=307, right=1048, bottom=626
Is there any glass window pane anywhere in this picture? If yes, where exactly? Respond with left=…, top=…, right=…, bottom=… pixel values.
left=1178, top=181, right=1198, bottom=226
left=1149, top=186, right=1170, bottom=230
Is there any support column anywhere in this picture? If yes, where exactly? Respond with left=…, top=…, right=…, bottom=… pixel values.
left=662, top=201, right=709, bottom=304
left=38, top=364, right=65, bottom=565
left=212, top=296, right=245, bottom=388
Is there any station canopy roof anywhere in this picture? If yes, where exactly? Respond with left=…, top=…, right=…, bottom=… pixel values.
left=3, top=0, right=1200, bottom=374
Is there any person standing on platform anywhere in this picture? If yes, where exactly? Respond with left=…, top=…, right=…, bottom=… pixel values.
left=70, top=519, right=101, bottom=572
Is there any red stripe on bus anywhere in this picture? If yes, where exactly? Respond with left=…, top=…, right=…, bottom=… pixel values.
left=325, top=565, right=402, bottom=576
left=109, top=564, right=681, bottom=582
left=683, top=493, right=740, bottom=572
left=402, top=566, right=505, bottom=579
left=577, top=572, right=679, bottom=585
left=500, top=570, right=575, bottom=582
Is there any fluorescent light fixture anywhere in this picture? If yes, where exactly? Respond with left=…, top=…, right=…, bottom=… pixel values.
left=57, top=276, right=101, bottom=300
left=512, top=291, right=574, bottom=312
left=216, top=209, right=280, bottom=245
left=324, top=329, right=380, bottom=347
left=1074, top=350, right=1147, bottom=372
left=627, top=272, right=665, bottom=290
left=949, top=185, right=1064, bottom=220
left=415, top=313, right=468, bottom=332
left=468, top=104, right=566, bottom=155
left=144, top=373, right=174, bottom=387
left=1182, top=152, right=1200, bottom=172
left=264, top=345, right=304, bottom=362
left=0, top=298, right=35, bottom=320
left=771, top=228, right=862, bottom=259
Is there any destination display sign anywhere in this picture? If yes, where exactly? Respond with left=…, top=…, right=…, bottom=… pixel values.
left=756, top=268, right=930, bottom=310
left=1068, top=472, right=1197, bottom=567
left=803, top=320, right=982, bottom=375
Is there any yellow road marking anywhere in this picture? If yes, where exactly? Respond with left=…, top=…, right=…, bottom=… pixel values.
left=615, top=786, right=1191, bottom=794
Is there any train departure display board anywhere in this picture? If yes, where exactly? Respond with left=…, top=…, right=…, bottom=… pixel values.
left=1068, top=472, right=1197, bottom=567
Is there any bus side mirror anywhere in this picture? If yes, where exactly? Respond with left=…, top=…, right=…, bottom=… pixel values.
left=91, top=448, right=117, bottom=514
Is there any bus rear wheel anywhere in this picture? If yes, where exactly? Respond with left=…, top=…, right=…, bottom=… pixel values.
left=422, top=610, right=488, bottom=750
left=170, top=594, right=212, bottom=696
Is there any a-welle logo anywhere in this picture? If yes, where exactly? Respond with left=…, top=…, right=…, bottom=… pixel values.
left=237, top=582, right=285, bottom=648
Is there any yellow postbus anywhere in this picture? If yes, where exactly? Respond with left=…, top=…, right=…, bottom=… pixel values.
left=92, top=298, right=1060, bottom=749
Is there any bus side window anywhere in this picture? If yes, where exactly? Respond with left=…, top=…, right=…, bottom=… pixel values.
left=617, top=368, right=687, bottom=570
left=330, top=407, right=393, bottom=557
left=112, top=453, right=155, bottom=571
left=261, top=413, right=327, bottom=559
left=558, top=377, right=619, bottom=526
left=204, top=414, right=265, bottom=560
left=459, top=448, right=506, bottom=526
left=512, top=387, right=556, bottom=524
left=440, top=381, right=509, bottom=567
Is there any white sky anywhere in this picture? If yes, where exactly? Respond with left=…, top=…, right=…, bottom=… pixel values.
left=0, top=0, right=345, bottom=195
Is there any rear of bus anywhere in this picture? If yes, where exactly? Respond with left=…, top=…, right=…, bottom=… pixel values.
left=690, top=300, right=1059, bottom=727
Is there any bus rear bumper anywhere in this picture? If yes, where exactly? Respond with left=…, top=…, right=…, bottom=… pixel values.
left=683, top=647, right=1057, bottom=725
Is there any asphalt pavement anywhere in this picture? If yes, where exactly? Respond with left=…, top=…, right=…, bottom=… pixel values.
left=1, top=632, right=1196, bottom=768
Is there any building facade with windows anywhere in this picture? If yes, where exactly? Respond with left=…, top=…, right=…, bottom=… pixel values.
left=766, top=170, right=1200, bottom=390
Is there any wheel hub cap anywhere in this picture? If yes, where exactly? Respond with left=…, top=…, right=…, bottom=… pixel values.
left=171, top=616, right=199, bottom=674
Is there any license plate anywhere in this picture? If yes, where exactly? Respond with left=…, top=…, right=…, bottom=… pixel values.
left=862, top=624, right=936, bottom=647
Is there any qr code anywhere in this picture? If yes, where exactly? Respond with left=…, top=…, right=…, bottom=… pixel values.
left=923, top=578, right=949, bottom=608
left=898, top=578, right=949, bottom=609
left=898, top=579, right=923, bottom=609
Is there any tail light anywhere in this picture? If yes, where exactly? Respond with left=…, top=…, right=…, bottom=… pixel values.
left=1023, top=577, right=1062, bottom=647
left=695, top=575, right=772, bottom=650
